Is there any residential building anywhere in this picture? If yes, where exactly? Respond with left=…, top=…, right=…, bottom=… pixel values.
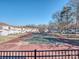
left=0, top=22, right=39, bottom=36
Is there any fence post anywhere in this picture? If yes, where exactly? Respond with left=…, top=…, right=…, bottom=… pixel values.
left=34, top=49, right=36, bottom=59
left=78, top=50, right=79, bottom=59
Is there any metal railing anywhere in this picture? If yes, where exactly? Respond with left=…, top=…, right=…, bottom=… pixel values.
left=0, top=49, right=79, bottom=59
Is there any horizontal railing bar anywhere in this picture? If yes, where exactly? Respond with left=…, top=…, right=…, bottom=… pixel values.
left=36, top=55, right=79, bottom=57
left=0, top=49, right=79, bottom=52
left=0, top=55, right=78, bottom=57
left=36, top=49, right=79, bottom=52
left=0, top=56, right=26, bottom=57
left=0, top=50, right=34, bottom=52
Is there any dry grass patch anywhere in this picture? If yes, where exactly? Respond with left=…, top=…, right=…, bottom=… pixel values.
left=0, top=33, right=23, bottom=43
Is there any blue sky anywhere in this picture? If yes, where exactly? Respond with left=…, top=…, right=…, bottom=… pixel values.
left=0, top=0, right=69, bottom=25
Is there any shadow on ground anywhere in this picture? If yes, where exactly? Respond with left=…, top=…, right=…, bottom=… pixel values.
left=45, top=38, right=79, bottom=46
left=31, top=33, right=79, bottom=46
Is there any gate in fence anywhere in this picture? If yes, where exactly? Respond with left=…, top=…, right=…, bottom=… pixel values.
left=0, top=49, right=79, bottom=59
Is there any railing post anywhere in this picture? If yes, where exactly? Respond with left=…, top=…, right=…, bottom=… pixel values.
left=34, top=49, right=36, bottom=59
left=78, top=50, right=79, bottom=59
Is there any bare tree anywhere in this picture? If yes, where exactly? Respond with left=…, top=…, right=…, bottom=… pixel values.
left=70, top=0, right=79, bottom=23
left=69, top=0, right=79, bottom=34
left=38, top=24, right=47, bottom=33
left=48, top=20, right=56, bottom=32
left=53, top=6, right=73, bottom=34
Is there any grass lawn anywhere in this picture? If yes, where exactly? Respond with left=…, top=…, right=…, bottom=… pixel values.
left=61, top=34, right=79, bottom=40
left=0, top=36, right=11, bottom=43
left=25, top=38, right=50, bottom=44
left=0, top=33, right=22, bottom=43
left=52, top=33, right=79, bottom=40
left=23, top=35, right=64, bottom=44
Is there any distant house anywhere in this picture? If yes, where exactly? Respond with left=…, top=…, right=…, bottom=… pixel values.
left=0, top=22, right=39, bottom=36
left=8, top=26, right=22, bottom=34
left=0, top=22, right=10, bottom=36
